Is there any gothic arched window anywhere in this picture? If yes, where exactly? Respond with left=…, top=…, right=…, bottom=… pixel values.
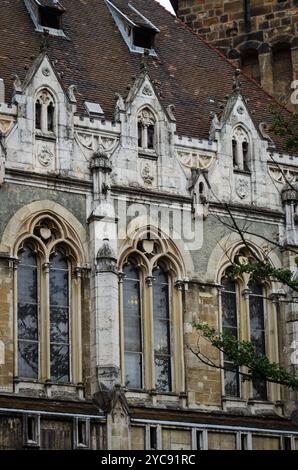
left=137, top=108, right=156, bottom=151
left=119, top=233, right=185, bottom=395
left=35, top=89, right=56, bottom=135
left=219, top=250, right=275, bottom=402
left=232, top=126, right=250, bottom=172
left=16, top=216, right=83, bottom=386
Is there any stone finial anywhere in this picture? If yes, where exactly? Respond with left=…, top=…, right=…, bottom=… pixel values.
left=40, top=29, right=50, bottom=53
left=90, top=146, right=112, bottom=173
left=96, top=238, right=117, bottom=273
left=12, top=74, right=22, bottom=94
left=281, top=183, right=298, bottom=204
left=67, top=85, right=77, bottom=104
left=233, top=68, right=242, bottom=93
left=0, top=78, right=5, bottom=103
left=140, top=49, right=150, bottom=73
left=167, top=104, right=176, bottom=122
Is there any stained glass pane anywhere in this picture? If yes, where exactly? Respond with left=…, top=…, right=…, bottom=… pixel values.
left=224, top=366, right=240, bottom=397
left=153, top=267, right=171, bottom=392
left=124, top=352, right=142, bottom=389
left=18, top=341, right=38, bottom=379
left=123, top=264, right=143, bottom=389
left=50, top=345, right=70, bottom=383
left=18, top=304, right=38, bottom=341
left=50, top=249, right=70, bottom=383
left=154, top=320, right=170, bottom=355
left=155, top=356, right=171, bottom=392
left=17, top=246, right=39, bottom=379
left=221, top=277, right=240, bottom=397
left=249, top=283, right=267, bottom=400
left=50, top=308, right=69, bottom=344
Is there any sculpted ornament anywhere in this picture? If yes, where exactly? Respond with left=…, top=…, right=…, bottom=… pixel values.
left=76, top=132, right=118, bottom=154
left=177, top=150, right=215, bottom=170
left=138, top=108, right=155, bottom=127
left=0, top=119, right=13, bottom=135
left=141, top=162, right=154, bottom=186
left=236, top=177, right=249, bottom=199
left=38, top=146, right=54, bottom=167
left=142, top=85, right=153, bottom=96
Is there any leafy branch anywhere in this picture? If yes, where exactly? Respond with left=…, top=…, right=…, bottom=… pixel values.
left=192, top=323, right=298, bottom=390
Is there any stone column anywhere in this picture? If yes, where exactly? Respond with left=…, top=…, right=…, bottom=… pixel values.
left=89, top=148, right=120, bottom=394
left=258, top=44, right=274, bottom=96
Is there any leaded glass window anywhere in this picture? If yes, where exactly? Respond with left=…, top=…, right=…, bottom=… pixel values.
left=249, top=282, right=267, bottom=400
left=153, top=267, right=172, bottom=392
left=18, top=246, right=39, bottom=379
left=50, top=248, right=70, bottom=383
left=123, top=263, right=143, bottom=389
left=221, top=277, right=240, bottom=397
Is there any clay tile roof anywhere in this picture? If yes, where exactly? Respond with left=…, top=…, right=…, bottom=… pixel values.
left=38, top=0, right=65, bottom=11
left=0, top=0, right=291, bottom=152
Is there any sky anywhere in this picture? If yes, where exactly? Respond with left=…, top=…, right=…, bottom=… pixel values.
left=155, top=0, right=176, bottom=15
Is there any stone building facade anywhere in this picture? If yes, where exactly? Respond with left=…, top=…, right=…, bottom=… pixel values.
left=0, top=0, right=298, bottom=450
left=176, top=0, right=298, bottom=105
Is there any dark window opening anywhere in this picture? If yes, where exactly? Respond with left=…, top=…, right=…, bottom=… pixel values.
left=241, top=49, right=260, bottom=84
left=27, top=417, right=36, bottom=442
left=196, top=431, right=203, bottom=450
left=138, top=122, right=142, bottom=148
left=199, top=182, right=204, bottom=195
left=78, top=420, right=87, bottom=446
left=149, top=427, right=157, bottom=450
left=241, top=433, right=248, bottom=450
left=283, top=436, right=292, bottom=450
left=35, top=102, right=42, bottom=130
left=47, top=102, right=55, bottom=132
left=242, top=141, right=249, bottom=171
left=232, top=139, right=237, bottom=167
left=147, top=125, right=155, bottom=149
left=273, top=43, right=293, bottom=102
left=39, top=7, right=62, bottom=30
left=134, top=27, right=155, bottom=49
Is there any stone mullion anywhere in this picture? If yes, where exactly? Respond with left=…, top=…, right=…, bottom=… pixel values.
left=42, top=262, right=51, bottom=381
left=242, top=286, right=251, bottom=400
left=72, top=268, right=83, bottom=384
left=12, top=260, right=19, bottom=381
left=118, top=272, right=125, bottom=386
left=145, top=276, right=154, bottom=391
left=173, top=280, right=185, bottom=394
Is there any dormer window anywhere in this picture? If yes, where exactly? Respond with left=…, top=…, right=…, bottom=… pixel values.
left=106, top=0, right=159, bottom=55
left=24, top=0, right=65, bottom=37
left=39, top=6, right=62, bottom=30
left=35, top=89, right=56, bottom=136
left=138, top=108, right=156, bottom=152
